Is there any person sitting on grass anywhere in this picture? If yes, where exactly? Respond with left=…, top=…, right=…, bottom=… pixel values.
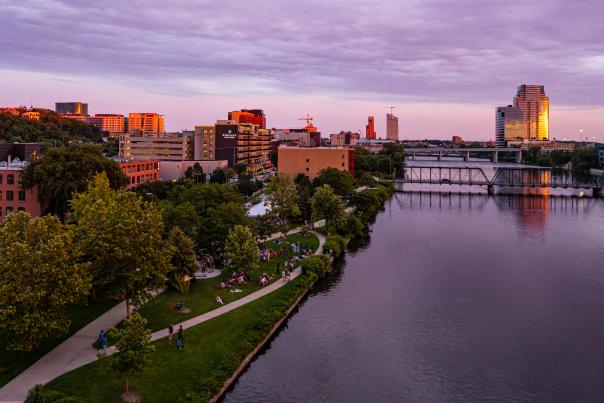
left=216, top=296, right=225, bottom=305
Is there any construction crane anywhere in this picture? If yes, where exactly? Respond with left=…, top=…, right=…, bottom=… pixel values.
left=298, top=114, right=314, bottom=126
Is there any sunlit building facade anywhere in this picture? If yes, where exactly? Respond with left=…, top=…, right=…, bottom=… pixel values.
left=119, top=134, right=192, bottom=161
left=228, top=109, right=266, bottom=129
left=214, top=121, right=271, bottom=170
left=386, top=113, right=399, bottom=141
left=366, top=116, right=376, bottom=139
left=55, top=102, right=88, bottom=116
left=513, top=85, right=549, bottom=141
left=128, top=113, right=165, bottom=136
left=95, top=114, right=125, bottom=135
left=496, top=105, right=526, bottom=147
left=194, top=125, right=216, bottom=160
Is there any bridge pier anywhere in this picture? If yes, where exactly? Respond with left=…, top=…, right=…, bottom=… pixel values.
left=516, top=150, right=522, bottom=164
left=411, top=151, right=416, bottom=160
left=492, top=151, right=498, bottom=163
left=593, top=188, right=602, bottom=198
left=463, top=151, right=470, bottom=162
left=487, top=184, right=495, bottom=196
left=437, top=151, right=442, bottom=161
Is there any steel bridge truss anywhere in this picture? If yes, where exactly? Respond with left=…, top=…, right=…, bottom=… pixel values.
left=400, top=166, right=604, bottom=189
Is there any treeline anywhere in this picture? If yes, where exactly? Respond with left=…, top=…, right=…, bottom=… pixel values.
left=0, top=109, right=102, bottom=147
left=523, top=147, right=601, bottom=171
left=354, top=143, right=405, bottom=178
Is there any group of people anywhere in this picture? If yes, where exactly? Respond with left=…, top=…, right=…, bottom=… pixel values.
left=259, top=272, right=275, bottom=286
left=168, top=323, right=184, bottom=349
left=216, top=270, right=248, bottom=289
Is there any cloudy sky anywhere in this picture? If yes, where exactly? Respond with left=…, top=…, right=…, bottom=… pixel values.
left=1, top=0, right=603, bottom=140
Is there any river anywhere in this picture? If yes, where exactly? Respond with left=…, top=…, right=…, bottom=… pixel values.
left=223, top=192, right=604, bottom=403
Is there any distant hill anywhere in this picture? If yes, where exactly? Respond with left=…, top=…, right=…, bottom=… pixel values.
left=0, top=109, right=102, bottom=147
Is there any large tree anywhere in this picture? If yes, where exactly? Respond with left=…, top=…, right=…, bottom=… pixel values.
left=21, top=144, right=128, bottom=220
left=224, top=225, right=259, bottom=275
left=104, top=313, right=154, bottom=401
left=312, top=167, right=355, bottom=197
left=0, top=213, right=90, bottom=351
left=266, top=173, right=300, bottom=228
left=71, top=173, right=171, bottom=317
left=167, top=226, right=198, bottom=281
left=198, top=202, right=252, bottom=258
left=310, top=184, right=346, bottom=231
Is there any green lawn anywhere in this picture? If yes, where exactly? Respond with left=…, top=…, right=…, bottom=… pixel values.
left=0, top=298, right=119, bottom=387
left=138, top=232, right=319, bottom=331
left=46, top=276, right=312, bottom=402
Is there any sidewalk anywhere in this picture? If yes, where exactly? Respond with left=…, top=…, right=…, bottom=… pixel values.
left=0, top=230, right=325, bottom=403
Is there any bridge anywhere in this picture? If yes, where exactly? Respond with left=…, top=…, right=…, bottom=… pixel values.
left=406, top=147, right=522, bottom=163
left=396, top=164, right=604, bottom=196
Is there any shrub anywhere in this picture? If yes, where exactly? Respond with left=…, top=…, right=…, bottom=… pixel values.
left=324, top=235, right=346, bottom=257
left=26, top=385, right=83, bottom=403
left=301, top=255, right=330, bottom=278
left=338, top=214, right=365, bottom=238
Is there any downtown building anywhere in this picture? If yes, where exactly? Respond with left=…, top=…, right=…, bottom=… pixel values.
left=278, top=146, right=354, bottom=179
left=366, top=116, right=376, bottom=139
left=214, top=120, right=271, bottom=171
left=496, top=105, right=526, bottom=147
left=330, top=131, right=360, bottom=146
left=386, top=113, right=399, bottom=141
left=228, top=109, right=266, bottom=129
left=513, top=85, right=549, bottom=141
left=128, top=113, right=165, bottom=136
left=55, top=101, right=88, bottom=115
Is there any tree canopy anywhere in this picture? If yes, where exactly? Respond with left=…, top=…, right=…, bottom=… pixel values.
left=266, top=173, right=300, bottom=226
left=224, top=225, right=259, bottom=275
left=21, top=145, right=128, bottom=220
left=312, top=167, right=355, bottom=197
left=0, top=213, right=90, bottom=351
left=70, top=173, right=171, bottom=316
left=310, top=184, right=346, bottom=230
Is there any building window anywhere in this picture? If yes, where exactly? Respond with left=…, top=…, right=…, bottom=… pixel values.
left=18, top=191, right=25, bottom=201
left=18, top=175, right=23, bottom=185
left=306, top=159, right=310, bottom=163
left=305, top=167, right=309, bottom=172
left=0, top=174, right=2, bottom=184
left=7, top=174, right=14, bottom=185
left=18, top=207, right=25, bottom=213
left=341, top=162, right=345, bottom=167
left=0, top=191, right=2, bottom=200
left=6, top=207, right=13, bottom=215
left=6, top=191, right=14, bottom=201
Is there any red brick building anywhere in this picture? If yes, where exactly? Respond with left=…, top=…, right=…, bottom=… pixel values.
left=0, top=161, right=42, bottom=223
left=119, top=160, right=160, bottom=190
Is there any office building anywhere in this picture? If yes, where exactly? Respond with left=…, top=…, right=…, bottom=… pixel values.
left=278, top=146, right=354, bottom=179
left=452, top=136, right=463, bottom=146
left=228, top=109, right=266, bottom=129
left=194, top=125, right=216, bottom=160
left=330, top=131, right=360, bottom=146
left=94, top=114, right=125, bottom=135
left=118, top=160, right=160, bottom=190
left=119, top=133, right=192, bottom=161
left=128, top=113, right=165, bottom=136
left=55, top=102, right=88, bottom=116
left=366, top=116, right=376, bottom=139
left=513, top=85, right=549, bottom=141
left=214, top=121, right=271, bottom=170
left=0, top=144, right=42, bottom=222
left=159, top=160, right=228, bottom=181
left=496, top=105, right=526, bottom=147
left=386, top=113, right=399, bottom=141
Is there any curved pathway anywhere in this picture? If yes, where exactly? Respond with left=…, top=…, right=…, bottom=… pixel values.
left=0, top=230, right=325, bottom=403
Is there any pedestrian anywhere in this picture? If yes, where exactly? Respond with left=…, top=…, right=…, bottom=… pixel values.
left=97, top=330, right=107, bottom=354
left=176, top=337, right=183, bottom=350
left=168, top=323, right=174, bottom=344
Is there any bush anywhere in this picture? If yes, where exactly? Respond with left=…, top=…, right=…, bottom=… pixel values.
left=26, top=385, right=84, bottom=403
left=338, top=214, right=364, bottom=238
left=324, top=235, right=346, bottom=257
left=301, top=255, right=330, bottom=278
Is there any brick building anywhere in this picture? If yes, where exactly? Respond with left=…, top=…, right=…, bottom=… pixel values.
left=118, top=160, right=160, bottom=190
left=278, top=146, right=354, bottom=179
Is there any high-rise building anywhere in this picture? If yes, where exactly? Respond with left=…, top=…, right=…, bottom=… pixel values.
left=366, top=116, right=376, bottom=139
left=94, top=114, right=125, bottom=135
left=386, top=113, right=399, bottom=141
left=513, top=85, right=549, bottom=141
left=228, top=109, right=266, bottom=129
left=496, top=105, right=527, bottom=147
left=128, top=113, right=165, bottom=136
left=55, top=102, right=88, bottom=116
left=214, top=121, right=271, bottom=170
left=193, top=125, right=216, bottom=160
left=119, top=133, right=192, bottom=161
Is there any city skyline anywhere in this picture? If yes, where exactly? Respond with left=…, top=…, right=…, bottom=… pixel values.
left=1, top=0, right=603, bottom=140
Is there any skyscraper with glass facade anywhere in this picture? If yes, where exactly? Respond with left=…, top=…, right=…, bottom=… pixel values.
left=513, top=85, right=549, bottom=141
left=496, top=105, right=526, bottom=147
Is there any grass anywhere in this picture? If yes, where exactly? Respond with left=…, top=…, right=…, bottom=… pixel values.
left=46, top=275, right=313, bottom=402
left=138, top=232, right=319, bottom=332
left=0, top=298, right=119, bottom=387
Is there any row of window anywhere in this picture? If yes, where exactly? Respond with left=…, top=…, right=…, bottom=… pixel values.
left=0, top=173, right=23, bottom=185
left=0, top=206, right=25, bottom=216
left=0, top=190, right=26, bottom=201
left=123, top=162, right=159, bottom=174
left=130, top=173, right=158, bottom=184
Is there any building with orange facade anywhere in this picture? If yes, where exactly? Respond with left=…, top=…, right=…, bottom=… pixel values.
left=366, top=116, right=376, bottom=139
left=228, top=109, right=266, bottom=129
left=513, top=85, right=549, bottom=141
left=128, top=113, right=165, bottom=136
left=278, top=146, right=354, bottom=179
left=94, top=114, right=125, bottom=135
left=119, top=133, right=192, bottom=161
left=0, top=107, right=40, bottom=121
left=118, top=160, right=160, bottom=190
left=0, top=144, right=42, bottom=223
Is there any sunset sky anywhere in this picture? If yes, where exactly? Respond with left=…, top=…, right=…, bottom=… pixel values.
left=1, top=0, right=603, bottom=140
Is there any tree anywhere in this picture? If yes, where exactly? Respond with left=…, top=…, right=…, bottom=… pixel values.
left=301, top=255, right=330, bottom=278
left=158, top=200, right=200, bottom=240
left=167, top=226, right=197, bottom=281
left=310, top=184, right=346, bottom=231
left=266, top=173, right=300, bottom=228
left=224, top=225, right=259, bottom=275
left=210, top=168, right=227, bottom=184
left=104, top=313, right=154, bottom=401
left=21, top=145, right=128, bottom=220
left=254, top=214, right=277, bottom=241
left=198, top=202, right=252, bottom=258
left=312, top=167, right=355, bottom=197
left=71, top=173, right=172, bottom=317
left=295, top=173, right=313, bottom=221
left=0, top=213, right=90, bottom=351
left=184, top=163, right=205, bottom=184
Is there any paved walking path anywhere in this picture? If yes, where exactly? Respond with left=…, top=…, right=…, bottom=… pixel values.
left=0, top=230, right=325, bottom=403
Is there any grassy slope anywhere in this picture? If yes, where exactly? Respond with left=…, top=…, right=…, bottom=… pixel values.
left=0, top=298, right=119, bottom=387
left=139, top=233, right=318, bottom=332
left=47, top=277, right=310, bottom=402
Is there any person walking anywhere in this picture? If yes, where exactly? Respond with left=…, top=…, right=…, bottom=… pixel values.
left=97, top=330, right=107, bottom=354
left=168, top=323, right=174, bottom=344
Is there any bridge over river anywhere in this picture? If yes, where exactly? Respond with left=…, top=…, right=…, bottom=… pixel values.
left=396, top=161, right=604, bottom=197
